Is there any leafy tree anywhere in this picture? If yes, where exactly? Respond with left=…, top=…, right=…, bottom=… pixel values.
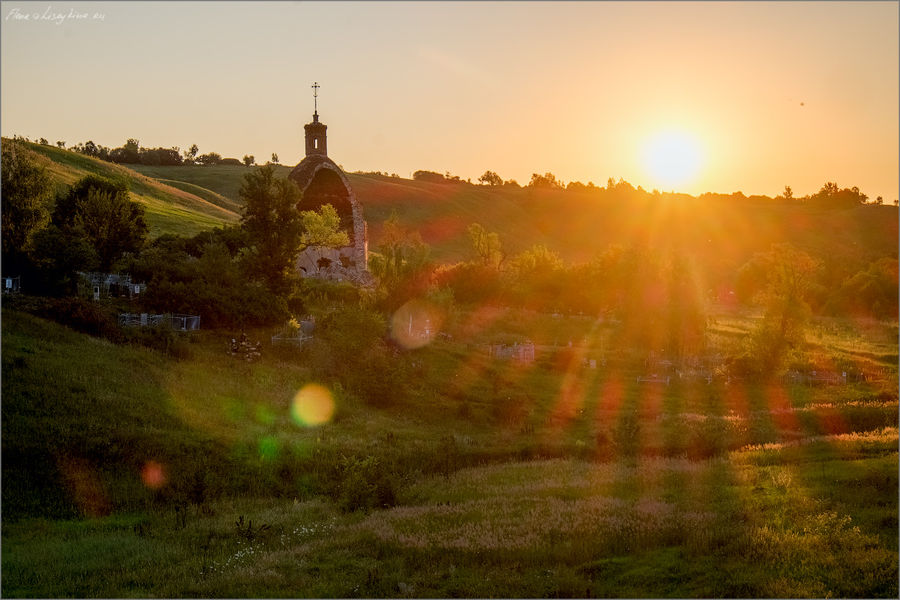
left=369, top=213, right=433, bottom=311
left=53, top=175, right=149, bottom=271
left=242, top=154, right=255, bottom=167
left=747, top=243, right=820, bottom=372
left=528, top=172, right=563, bottom=189
left=109, top=138, right=141, bottom=164
left=56, top=141, right=65, bottom=149
left=183, top=144, right=199, bottom=164
left=270, top=153, right=279, bottom=165
left=197, top=152, right=222, bottom=166
left=507, top=244, right=565, bottom=310
left=809, top=181, right=867, bottom=208
left=467, top=223, right=504, bottom=269
left=412, top=170, right=445, bottom=184
left=39, top=138, right=49, bottom=146
left=1, top=141, right=52, bottom=274
left=239, top=165, right=303, bottom=293
left=28, top=225, right=99, bottom=295
left=783, top=185, right=793, bottom=200
left=300, top=204, right=349, bottom=249
left=478, top=170, right=502, bottom=186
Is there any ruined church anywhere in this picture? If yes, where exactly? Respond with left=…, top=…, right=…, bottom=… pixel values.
left=289, top=84, right=370, bottom=284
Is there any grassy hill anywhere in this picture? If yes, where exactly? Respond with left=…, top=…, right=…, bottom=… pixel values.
left=20, top=147, right=897, bottom=280
left=11, top=141, right=240, bottom=237
left=128, top=164, right=897, bottom=277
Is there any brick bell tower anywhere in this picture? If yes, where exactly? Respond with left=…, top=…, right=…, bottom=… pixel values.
left=304, top=82, right=327, bottom=157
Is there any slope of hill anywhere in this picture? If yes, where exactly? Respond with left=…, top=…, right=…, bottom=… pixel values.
left=22, top=148, right=897, bottom=282
left=119, top=164, right=898, bottom=272
left=11, top=141, right=240, bottom=237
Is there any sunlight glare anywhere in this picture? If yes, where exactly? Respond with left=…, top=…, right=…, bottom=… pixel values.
left=642, top=130, right=704, bottom=190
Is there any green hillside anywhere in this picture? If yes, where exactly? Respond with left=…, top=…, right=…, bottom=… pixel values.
left=11, top=141, right=240, bottom=237
left=17, top=145, right=897, bottom=290
left=126, top=164, right=897, bottom=281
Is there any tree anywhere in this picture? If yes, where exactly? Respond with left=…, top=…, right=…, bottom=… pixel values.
left=239, top=165, right=303, bottom=293
left=270, top=153, right=279, bottom=165
left=197, top=152, right=222, bottom=166
left=242, top=154, right=255, bottom=167
left=1, top=141, right=52, bottom=274
left=412, top=170, right=445, bottom=184
left=528, top=172, right=563, bottom=189
left=300, top=204, right=349, bottom=248
left=467, top=223, right=504, bottom=269
left=748, top=243, right=820, bottom=372
left=368, top=213, right=433, bottom=311
left=783, top=185, right=793, bottom=200
left=56, top=141, right=65, bottom=149
left=183, top=144, right=199, bottom=164
left=109, top=138, right=141, bottom=164
left=478, top=170, right=502, bottom=186
left=53, top=175, right=149, bottom=271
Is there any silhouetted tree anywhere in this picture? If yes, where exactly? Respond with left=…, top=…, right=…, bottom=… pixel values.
left=478, top=170, right=502, bottom=186
left=183, top=144, right=199, bottom=164
left=197, top=152, right=222, bottom=166
left=528, top=172, right=563, bottom=190
left=242, top=155, right=255, bottom=167
left=270, top=153, right=279, bottom=165
left=239, top=165, right=303, bottom=293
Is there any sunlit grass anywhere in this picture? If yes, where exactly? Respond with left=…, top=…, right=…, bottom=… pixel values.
left=2, top=306, right=897, bottom=597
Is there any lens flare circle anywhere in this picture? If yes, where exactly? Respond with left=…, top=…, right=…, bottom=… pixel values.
left=642, top=130, right=703, bottom=189
left=291, top=383, right=335, bottom=426
left=141, top=460, right=167, bottom=489
left=390, top=298, right=445, bottom=349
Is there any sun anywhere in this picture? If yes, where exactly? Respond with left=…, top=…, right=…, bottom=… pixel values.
left=642, top=130, right=704, bottom=191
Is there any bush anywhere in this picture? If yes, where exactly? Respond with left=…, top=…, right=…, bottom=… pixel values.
left=335, top=455, right=396, bottom=513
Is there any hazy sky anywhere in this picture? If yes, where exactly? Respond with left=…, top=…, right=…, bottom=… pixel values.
left=2, top=1, right=898, bottom=199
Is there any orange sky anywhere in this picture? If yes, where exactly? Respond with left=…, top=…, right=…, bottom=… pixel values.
left=2, top=1, right=898, bottom=200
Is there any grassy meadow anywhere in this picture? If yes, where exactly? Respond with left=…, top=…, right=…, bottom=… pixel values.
left=2, top=302, right=897, bottom=597
left=13, top=141, right=240, bottom=237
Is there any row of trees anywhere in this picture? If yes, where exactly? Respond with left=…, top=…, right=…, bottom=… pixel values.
left=16, top=136, right=281, bottom=168
left=413, top=165, right=892, bottom=206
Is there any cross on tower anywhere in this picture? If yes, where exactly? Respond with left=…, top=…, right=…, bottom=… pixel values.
left=312, top=82, right=320, bottom=116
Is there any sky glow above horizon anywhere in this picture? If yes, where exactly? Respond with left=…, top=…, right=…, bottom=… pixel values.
left=1, top=1, right=897, bottom=200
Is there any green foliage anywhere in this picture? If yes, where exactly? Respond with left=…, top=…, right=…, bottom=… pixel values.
left=746, top=243, right=820, bottom=373
left=826, top=258, right=898, bottom=319
left=300, top=203, right=350, bottom=248
left=467, top=222, right=504, bottom=268
left=44, top=174, right=149, bottom=273
left=28, top=225, right=99, bottom=295
left=239, top=165, right=304, bottom=294
left=1, top=141, right=52, bottom=273
left=369, top=213, right=434, bottom=312
left=133, top=237, right=288, bottom=328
